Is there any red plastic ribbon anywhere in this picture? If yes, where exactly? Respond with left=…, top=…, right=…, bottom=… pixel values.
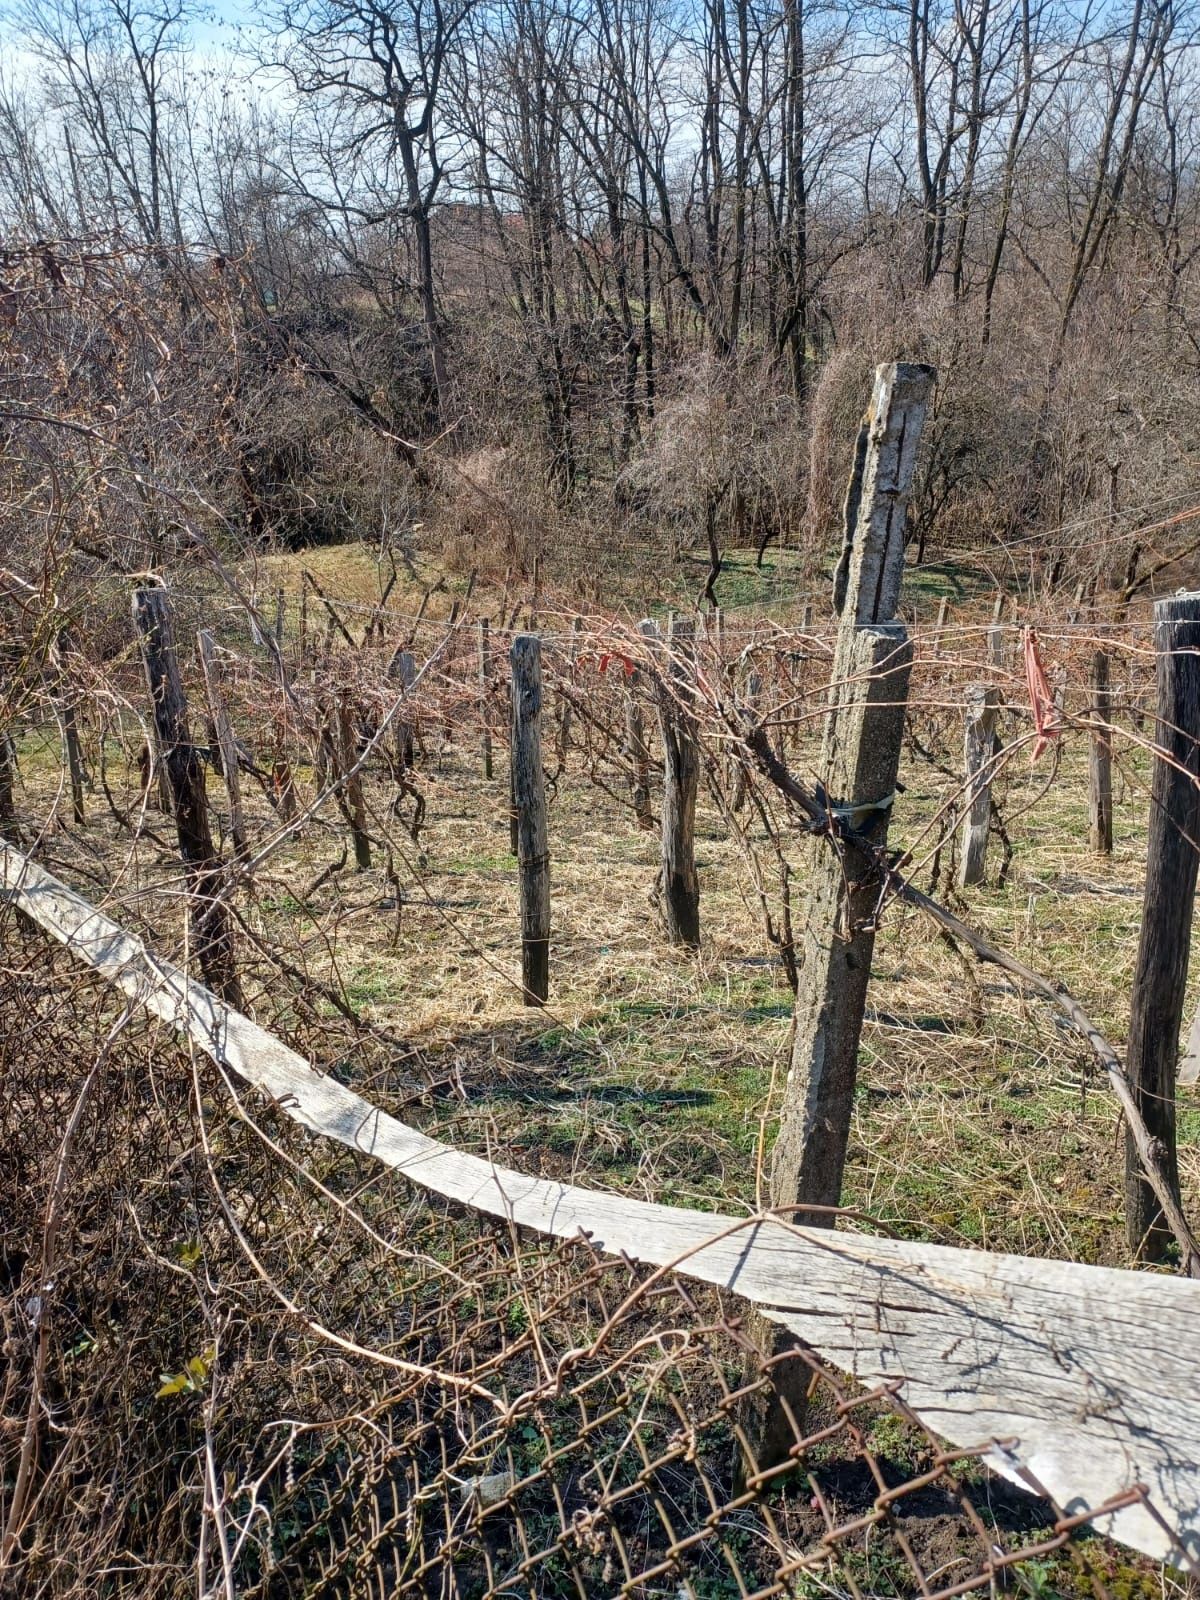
left=598, top=652, right=634, bottom=678
left=1023, top=627, right=1060, bottom=761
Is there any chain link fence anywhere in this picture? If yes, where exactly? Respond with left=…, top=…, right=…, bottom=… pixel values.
left=1, top=926, right=1174, bottom=1600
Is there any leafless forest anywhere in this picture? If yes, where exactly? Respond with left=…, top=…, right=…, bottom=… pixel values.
left=0, top=0, right=1198, bottom=580
left=5, top=3, right=1200, bottom=1599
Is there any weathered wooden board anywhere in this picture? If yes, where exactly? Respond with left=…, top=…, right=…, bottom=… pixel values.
left=3, top=842, right=1198, bottom=1573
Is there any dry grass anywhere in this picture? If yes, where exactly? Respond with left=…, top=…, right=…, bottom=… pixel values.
left=8, top=548, right=1200, bottom=1599
left=17, top=652, right=1198, bottom=1270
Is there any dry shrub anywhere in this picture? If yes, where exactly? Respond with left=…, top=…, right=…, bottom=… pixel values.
left=617, top=351, right=809, bottom=561
left=432, top=446, right=551, bottom=577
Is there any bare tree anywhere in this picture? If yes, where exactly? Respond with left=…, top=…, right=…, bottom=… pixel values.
left=9, top=0, right=191, bottom=245
left=271, top=0, right=476, bottom=422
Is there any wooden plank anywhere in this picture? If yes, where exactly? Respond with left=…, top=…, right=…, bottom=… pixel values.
left=511, top=634, right=550, bottom=1004
left=1, top=839, right=1197, bottom=1573
left=1125, top=594, right=1200, bottom=1261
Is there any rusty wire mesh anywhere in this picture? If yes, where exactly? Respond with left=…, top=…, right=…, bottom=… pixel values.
left=0, top=925, right=1173, bottom=1600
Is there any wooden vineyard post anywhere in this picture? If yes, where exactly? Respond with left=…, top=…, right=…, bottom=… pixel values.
left=641, top=615, right=700, bottom=947
left=1089, top=648, right=1114, bottom=855
left=0, top=732, right=16, bottom=841
left=334, top=696, right=372, bottom=871
left=141, top=714, right=174, bottom=814
left=52, top=634, right=86, bottom=826
left=1124, top=593, right=1200, bottom=1263
left=273, top=738, right=298, bottom=821
left=479, top=618, right=493, bottom=779
left=389, top=649, right=416, bottom=771
left=530, top=554, right=542, bottom=630
left=933, top=594, right=950, bottom=656
left=792, top=599, right=816, bottom=707
left=63, top=701, right=85, bottom=826
left=959, top=685, right=1000, bottom=887
left=511, top=634, right=550, bottom=1004
left=198, top=630, right=248, bottom=862
left=743, top=361, right=933, bottom=1479
left=988, top=592, right=1005, bottom=668
left=271, top=616, right=298, bottom=822
left=131, top=584, right=242, bottom=1007
left=625, top=671, right=653, bottom=831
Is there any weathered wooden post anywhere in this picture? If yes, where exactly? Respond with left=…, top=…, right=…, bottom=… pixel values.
left=478, top=618, right=493, bottom=779
left=273, top=748, right=298, bottom=821
left=0, top=733, right=17, bottom=841
left=987, top=623, right=1004, bottom=671
left=132, top=584, right=242, bottom=1006
left=932, top=594, right=950, bottom=656
left=389, top=649, right=417, bottom=771
left=334, top=696, right=372, bottom=871
left=959, top=685, right=1000, bottom=886
left=1124, top=593, right=1200, bottom=1262
left=624, top=672, right=653, bottom=830
left=198, top=630, right=248, bottom=862
left=743, top=361, right=933, bottom=1478
left=641, top=614, right=700, bottom=947
left=51, top=634, right=86, bottom=827
left=1089, top=648, right=1114, bottom=855
left=511, top=634, right=550, bottom=1004
left=62, top=702, right=85, bottom=826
